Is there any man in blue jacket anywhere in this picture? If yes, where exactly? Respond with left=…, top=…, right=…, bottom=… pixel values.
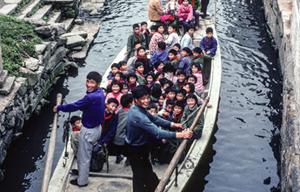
left=125, top=85, right=193, bottom=192
left=53, top=71, right=105, bottom=187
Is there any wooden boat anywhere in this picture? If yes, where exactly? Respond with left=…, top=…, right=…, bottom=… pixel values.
left=47, top=16, right=221, bottom=192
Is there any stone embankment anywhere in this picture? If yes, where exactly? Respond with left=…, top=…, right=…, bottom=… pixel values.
left=262, top=0, right=300, bottom=191
left=0, top=0, right=105, bottom=180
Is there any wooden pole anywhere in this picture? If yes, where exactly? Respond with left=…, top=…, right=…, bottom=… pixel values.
left=155, top=96, right=210, bottom=192
left=41, top=93, right=62, bottom=192
left=215, top=0, right=217, bottom=30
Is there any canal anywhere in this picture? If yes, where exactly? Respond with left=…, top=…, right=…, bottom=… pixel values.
left=0, top=0, right=282, bottom=191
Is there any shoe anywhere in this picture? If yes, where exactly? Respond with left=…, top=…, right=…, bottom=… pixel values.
left=70, top=179, right=88, bottom=187
left=90, top=167, right=101, bottom=172
left=116, top=154, right=124, bottom=164
left=125, top=158, right=130, bottom=166
left=71, top=169, right=79, bottom=175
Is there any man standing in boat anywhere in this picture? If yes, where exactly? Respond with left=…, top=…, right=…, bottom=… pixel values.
left=53, top=71, right=105, bottom=187
left=125, top=85, right=193, bottom=192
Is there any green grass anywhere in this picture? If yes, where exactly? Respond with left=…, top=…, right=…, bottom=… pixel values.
left=0, top=15, right=43, bottom=76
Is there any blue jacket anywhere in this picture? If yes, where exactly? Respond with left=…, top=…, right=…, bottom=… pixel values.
left=98, top=111, right=118, bottom=145
left=150, top=50, right=169, bottom=68
left=57, top=88, right=105, bottom=128
left=107, top=71, right=115, bottom=80
left=179, top=56, right=191, bottom=75
left=126, top=104, right=176, bottom=146
left=199, top=36, right=218, bottom=57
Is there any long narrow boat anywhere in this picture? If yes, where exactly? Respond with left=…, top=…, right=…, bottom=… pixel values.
left=48, top=16, right=221, bottom=192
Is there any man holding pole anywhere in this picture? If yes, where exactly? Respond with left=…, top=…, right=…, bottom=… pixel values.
left=125, top=85, right=193, bottom=192
left=53, top=71, right=105, bottom=187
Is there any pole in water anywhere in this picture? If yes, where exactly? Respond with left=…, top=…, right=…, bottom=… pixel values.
left=215, top=0, right=217, bottom=30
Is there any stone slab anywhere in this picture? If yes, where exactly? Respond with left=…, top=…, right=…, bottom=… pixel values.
left=29, top=4, right=52, bottom=20
left=0, top=70, right=8, bottom=88
left=91, top=0, right=105, bottom=3
left=4, top=0, right=23, bottom=3
left=18, top=0, right=41, bottom=19
left=61, top=31, right=88, bottom=39
left=71, top=50, right=87, bottom=60
left=25, top=57, right=39, bottom=71
left=43, top=0, right=74, bottom=3
left=66, top=35, right=86, bottom=48
left=0, top=4, right=18, bottom=15
left=62, top=18, right=74, bottom=32
left=47, top=11, right=61, bottom=24
left=35, top=44, right=47, bottom=54
left=0, top=76, right=15, bottom=96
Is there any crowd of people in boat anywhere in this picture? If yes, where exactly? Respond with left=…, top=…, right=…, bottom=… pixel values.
left=53, top=0, right=218, bottom=189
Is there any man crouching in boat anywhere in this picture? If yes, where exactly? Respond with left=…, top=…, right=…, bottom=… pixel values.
left=53, top=71, right=105, bottom=187
left=125, top=85, right=193, bottom=192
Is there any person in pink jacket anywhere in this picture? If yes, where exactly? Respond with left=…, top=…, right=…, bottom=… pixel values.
left=105, top=80, right=123, bottom=113
left=149, top=23, right=165, bottom=55
left=191, top=63, right=205, bottom=94
left=178, top=0, right=194, bottom=34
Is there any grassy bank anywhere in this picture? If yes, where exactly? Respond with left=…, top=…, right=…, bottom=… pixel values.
left=0, top=15, right=42, bottom=76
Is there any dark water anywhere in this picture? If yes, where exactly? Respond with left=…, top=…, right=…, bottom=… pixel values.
left=0, top=0, right=282, bottom=191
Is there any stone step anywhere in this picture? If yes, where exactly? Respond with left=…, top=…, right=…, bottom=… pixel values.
left=18, top=0, right=42, bottom=19
left=4, top=0, right=23, bottom=3
left=0, top=4, right=18, bottom=15
left=62, top=18, right=74, bottom=31
left=0, top=70, right=8, bottom=88
left=29, top=4, right=52, bottom=20
left=43, top=0, right=74, bottom=3
left=0, top=76, right=15, bottom=96
left=47, top=11, right=61, bottom=24
left=61, top=31, right=88, bottom=39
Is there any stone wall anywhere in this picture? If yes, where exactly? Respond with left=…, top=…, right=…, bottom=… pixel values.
left=262, top=0, right=300, bottom=191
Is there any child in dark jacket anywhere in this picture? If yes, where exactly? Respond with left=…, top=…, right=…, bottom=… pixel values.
left=146, top=72, right=156, bottom=88
left=150, top=41, right=169, bottom=67
left=91, top=98, right=119, bottom=171
left=174, top=69, right=187, bottom=90
left=178, top=47, right=192, bottom=75
left=140, top=21, right=150, bottom=48
left=199, top=27, right=218, bottom=58
left=107, top=63, right=120, bottom=80
left=126, top=23, right=146, bottom=57
left=168, top=49, right=180, bottom=67
left=135, top=62, right=147, bottom=85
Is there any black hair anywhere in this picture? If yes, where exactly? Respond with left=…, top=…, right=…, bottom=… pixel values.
left=173, top=43, right=181, bottom=50
left=87, top=71, right=102, bottom=84
left=151, top=84, right=162, bottom=98
left=187, top=26, right=195, bottom=32
left=134, top=41, right=141, bottom=47
left=120, top=93, right=134, bottom=108
left=111, top=63, right=120, bottom=70
left=147, top=101, right=158, bottom=111
left=127, top=73, right=137, bottom=82
left=107, top=98, right=119, bottom=106
left=150, top=25, right=156, bottom=31
left=154, top=61, right=164, bottom=70
left=165, top=87, right=177, bottom=94
left=141, top=21, right=147, bottom=26
left=133, top=23, right=139, bottom=29
left=186, top=75, right=197, bottom=83
left=115, top=72, right=123, bottom=79
left=193, top=47, right=202, bottom=54
left=70, top=116, right=81, bottom=125
left=158, top=41, right=166, bottom=50
left=206, top=27, right=213, bottom=34
left=163, top=62, right=174, bottom=73
left=101, top=87, right=107, bottom=92
left=122, top=82, right=128, bottom=89
left=168, top=49, right=177, bottom=56
left=159, top=77, right=168, bottom=86
left=135, top=61, right=144, bottom=69
left=106, top=84, right=112, bottom=93
left=132, top=85, right=150, bottom=99
left=177, top=69, right=186, bottom=77
left=186, top=93, right=198, bottom=104
left=182, top=47, right=192, bottom=56
left=156, top=23, right=164, bottom=31
left=163, top=80, right=173, bottom=88
left=169, top=24, right=176, bottom=30
left=155, top=71, right=164, bottom=79
left=111, top=80, right=123, bottom=91
left=185, top=82, right=195, bottom=93
left=173, top=66, right=179, bottom=75
left=118, top=60, right=127, bottom=67
left=166, top=99, right=175, bottom=106
left=146, top=71, right=156, bottom=82
left=137, top=46, right=146, bottom=54
left=175, top=101, right=185, bottom=109
left=160, top=93, right=166, bottom=99
left=177, top=88, right=187, bottom=95
left=191, top=63, right=202, bottom=72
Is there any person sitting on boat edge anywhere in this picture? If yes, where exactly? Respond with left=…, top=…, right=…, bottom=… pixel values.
left=105, top=80, right=123, bottom=113
left=125, top=85, right=193, bottom=192
left=135, top=62, right=147, bottom=85
left=70, top=116, right=82, bottom=158
left=149, top=23, right=165, bottom=55
left=150, top=41, right=169, bottom=67
left=125, top=23, right=146, bottom=57
left=91, top=98, right=119, bottom=172
left=179, top=47, right=192, bottom=75
left=200, top=27, right=218, bottom=59
left=181, top=26, right=195, bottom=50
left=107, top=63, right=120, bottom=80
left=113, top=94, right=134, bottom=165
left=168, top=49, right=180, bottom=67
left=53, top=71, right=105, bottom=187
left=191, top=47, right=204, bottom=66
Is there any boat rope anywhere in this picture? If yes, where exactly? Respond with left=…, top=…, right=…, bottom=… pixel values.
left=62, top=100, right=71, bottom=167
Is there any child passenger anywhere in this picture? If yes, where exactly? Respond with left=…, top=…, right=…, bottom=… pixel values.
left=135, top=62, right=147, bottom=85
left=126, top=23, right=146, bottom=57
left=178, top=0, right=194, bottom=34
left=105, top=80, right=123, bottom=112
left=181, top=26, right=195, bottom=50
left=154, top=61, right=164, bottom=74
left=149, top=24, right=165, bottom=55
left=179, top=47, right=192, bottom=75
left=127, top=73, right=139, bottom=91
left=168, top=49, right=180, bottom=67
left=70, top=116, right=82, bottom=157
left=146, top=72, right=156, bottom=88
left=190, top=63, right=205, bottom=95
left=200, top=27, right=218, bottom=59
left=107, top=63, right=120, bottom=80
left=174, top=69, right=186, bottom=90
left=165, top=24, right=179, bottom=52
left=151, top=41, right=169, bottom=66
left=189, top=0, right=201, bottom=29
left=119, top=61, right=127, bottom=72
left=140, top=21, right=150, bottom=48
left=113, top=94, right=134, bottom=164
left=191, top=47, right=204, bottom=66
